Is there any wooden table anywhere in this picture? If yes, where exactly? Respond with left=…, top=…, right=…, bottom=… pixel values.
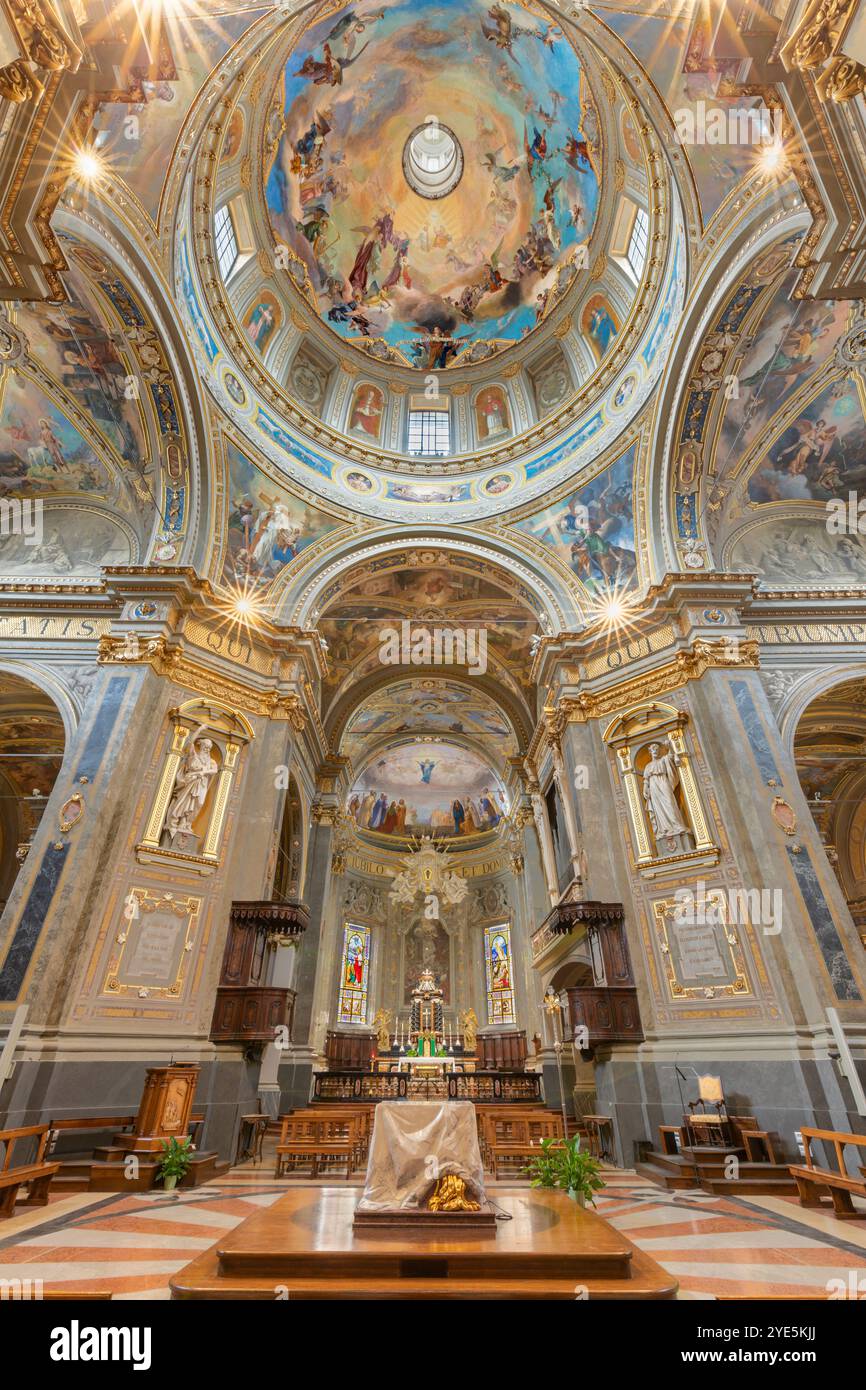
left=583, top=1114, right=614, bottom=1161
left=170, top=1186, right=677, bottom=1300
left=235, top=1113, right=269, bottom=1166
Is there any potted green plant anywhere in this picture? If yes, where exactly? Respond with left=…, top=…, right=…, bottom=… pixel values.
left=522, top=1136, right=605, bottom=1207
left=156, top=1135, right=194, bottom=1191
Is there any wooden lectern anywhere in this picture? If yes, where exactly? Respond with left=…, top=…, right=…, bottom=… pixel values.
left=116, top=1064, right=200, bottom=1155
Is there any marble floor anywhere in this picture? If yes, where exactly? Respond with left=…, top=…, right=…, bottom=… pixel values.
left=0, top=1166, right=865, bottom=1300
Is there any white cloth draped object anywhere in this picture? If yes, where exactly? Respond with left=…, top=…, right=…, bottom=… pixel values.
left=356, top=1101, right=487, bottom=1211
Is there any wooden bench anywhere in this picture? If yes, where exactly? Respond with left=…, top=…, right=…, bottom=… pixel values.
left=476, top=1106, right=560, bottom=1166
left=789, top=1127, right=866, bottom=1219
left=274, top=1114, right=362, bottom=1179
left=484, top=1114, right=564, bottom=1179
left=0, top=1125, right=60, bottom=1218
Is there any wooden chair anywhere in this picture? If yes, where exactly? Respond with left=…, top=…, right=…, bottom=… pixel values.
left=0, top=1125, right=59, bottom=1218
left=789, top=1127, right=866, bottom=1218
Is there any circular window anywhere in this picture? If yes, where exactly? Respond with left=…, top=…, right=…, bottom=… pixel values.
left=402, top=122, right=464, bottom=200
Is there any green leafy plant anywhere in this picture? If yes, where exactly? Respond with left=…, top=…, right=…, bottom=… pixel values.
left=156, top=1136, right=194, bottom=1187
left=521, top=1136, right=605, bottom=1206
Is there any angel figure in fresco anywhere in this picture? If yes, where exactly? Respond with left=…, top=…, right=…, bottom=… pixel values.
left=295, top=39, right=370, bottom=87
left=776, top=417, right=838, bottom=476
left=524, top=125, right=548, bottom=175
left=561, top=133, right=596, bottom=177
left=482, top=148, right=520, bottom=183
left=481, top=4, right=533, bottom=61
left=741, top=309, right=835, bottom=395
left=325, top=8, right=385, bottom=61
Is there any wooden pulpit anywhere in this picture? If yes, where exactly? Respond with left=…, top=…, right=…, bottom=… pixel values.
left=117, top=1064, right=200, bottom=1154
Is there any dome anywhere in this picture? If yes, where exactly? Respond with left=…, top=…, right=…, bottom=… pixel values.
left=176, top=0, right=686, bottom=520
left=265, top=0, right=601, bottom=368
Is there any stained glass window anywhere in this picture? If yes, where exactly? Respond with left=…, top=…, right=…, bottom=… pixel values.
left=485, top=923, right=515, bottom=1026
left=337, top=923, right=370, bottom=1024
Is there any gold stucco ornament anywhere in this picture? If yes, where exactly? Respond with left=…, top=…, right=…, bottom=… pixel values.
left=424, top=1173, right=480, bottom=1212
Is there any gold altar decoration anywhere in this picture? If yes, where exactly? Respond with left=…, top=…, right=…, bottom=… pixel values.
left=462, top=1007, right=478, bottom=1053
left=389, top=837, right=468, bottom=908
left=373, top=1008, right=392, bottom=1051
left=424, top=1174, right=481, bottom=1212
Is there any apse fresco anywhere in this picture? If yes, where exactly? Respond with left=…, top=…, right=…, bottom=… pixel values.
left=266, top=0, right=600, bottom=366
left=512, top=444, right=637, bottom=595
left=222, top=443, right=343, bottom=588
left=726, top=517, right=866, bottom=587
left=91, top=7, right=270, bottom=222
left=748, top=377, right=866, bottom=505
left=347, top=740, right=507, bottom=838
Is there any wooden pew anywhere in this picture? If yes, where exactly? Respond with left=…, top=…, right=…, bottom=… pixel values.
left=274, top=1113, right=362, bottom=1179
left=484, top=1113, right=565, bottom=1179
left=0, top=1125, right=60, bottom=1218
left=789, top=1127, right=866, bottom=1219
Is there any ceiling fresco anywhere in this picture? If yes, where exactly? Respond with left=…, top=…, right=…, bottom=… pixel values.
left=669, top=229, right=866, bottom=587
left=511, top=441, right=636, bottom=596
left=597, top=2, right=776, bottom=229
left=341, top=677, right=519, bottom=766
left=266, top=0, right=601, bottom=368
left=90, top=3, right=270, bottom=224
left=347, top=737, right=508, bottom=838
left=317, top=556, right=542, bottom=703
left=221, top=442, right=345, bottom=591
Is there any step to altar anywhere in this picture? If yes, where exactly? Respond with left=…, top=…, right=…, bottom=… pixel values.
left=170, top=1186, right=677, bottom=1300
left=55, top=1134, right=227, bottom=1192
left=635, top=1144, right=797, bottom=1196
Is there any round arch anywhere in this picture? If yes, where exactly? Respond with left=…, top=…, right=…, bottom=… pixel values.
left=643, top=204, right=810, bottom=581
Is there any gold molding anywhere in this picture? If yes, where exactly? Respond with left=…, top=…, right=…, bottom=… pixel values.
left=98, top=635, right=306, bottom=726
left=549, top=639, right=760, bottom=730
left=104, top=889, right=201, bottom=999
left=652, top=897, right=751, bottom=1002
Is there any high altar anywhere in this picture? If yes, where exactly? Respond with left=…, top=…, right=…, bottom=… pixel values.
left=409, top=968, right=446, bottom=1058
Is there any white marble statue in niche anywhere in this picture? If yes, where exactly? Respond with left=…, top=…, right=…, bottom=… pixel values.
left=162, top=726, right=218, bottom=852
left=642, top=737, right=692, bottom=854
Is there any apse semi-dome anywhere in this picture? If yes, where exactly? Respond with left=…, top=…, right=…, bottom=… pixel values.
left=265, top=0, right=601, bottom=369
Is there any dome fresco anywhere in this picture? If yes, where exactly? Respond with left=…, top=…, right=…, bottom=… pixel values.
left=265, top=0, right=601, bottom=368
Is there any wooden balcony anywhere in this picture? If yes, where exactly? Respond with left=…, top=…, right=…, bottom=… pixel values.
left=566, top=986, right=644, bottom=1047
left=209, top=986, right=295, bottom=1044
